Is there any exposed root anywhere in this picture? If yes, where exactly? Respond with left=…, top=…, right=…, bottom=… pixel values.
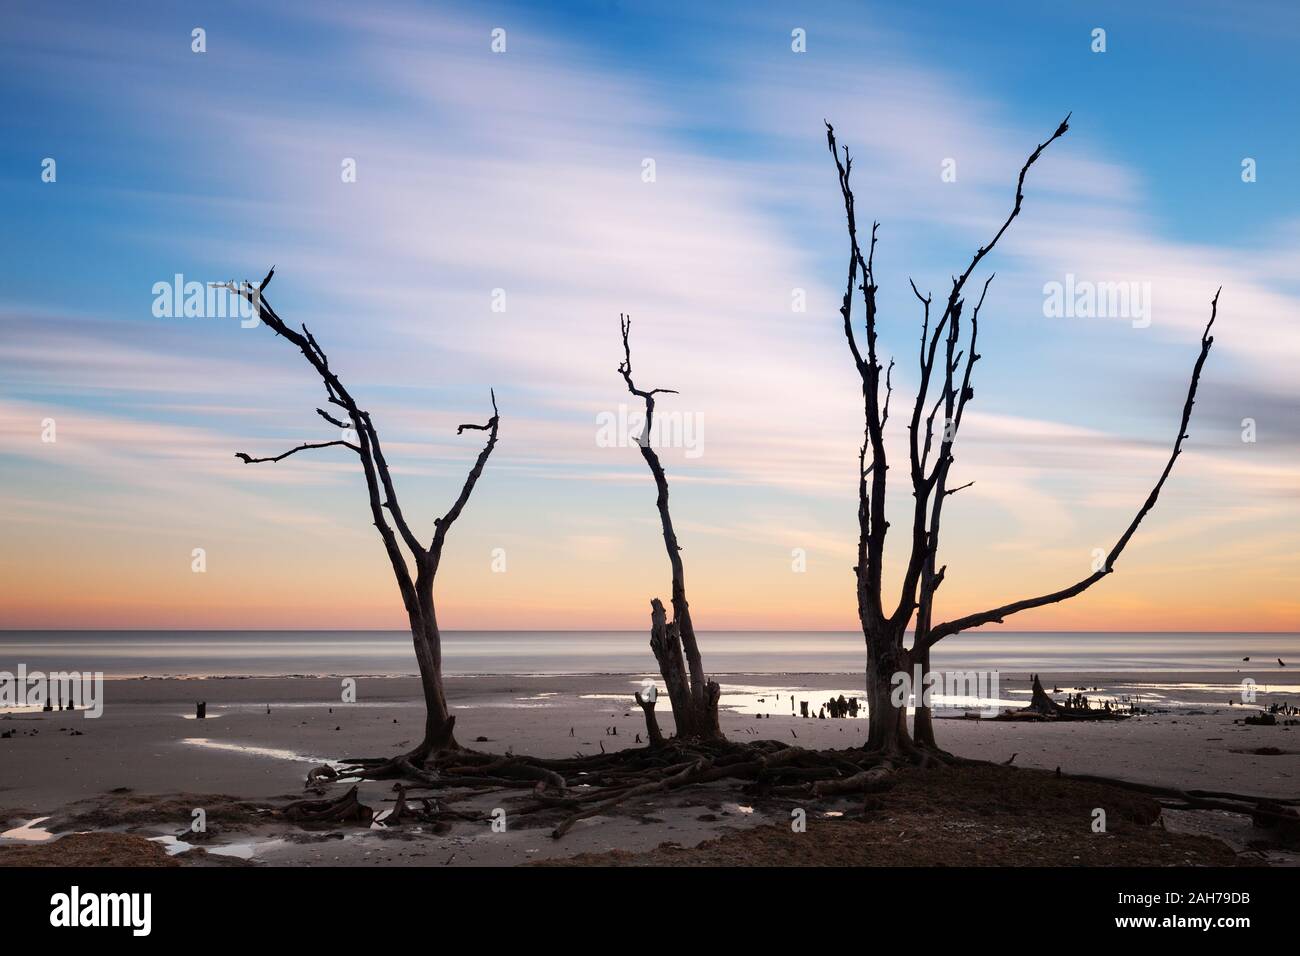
left=277, top=785, right=372, bottom=825
left=291, top=738, right=967, bottom=837
left=812, top=762, right=896, bottom=796
left=1054, top=769, right=1300, bottom=835
left=276, top=723, right=1300, bottom=842
left=551, top=758, right=706, bottom=838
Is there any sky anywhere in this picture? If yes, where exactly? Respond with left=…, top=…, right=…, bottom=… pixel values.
left=0, top=0, right=1297, bottom=632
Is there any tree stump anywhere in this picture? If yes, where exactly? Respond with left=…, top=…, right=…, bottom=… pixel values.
left=635, top=691, right=665, bottom=747
left=1026, top=675, right=1061, bottom=716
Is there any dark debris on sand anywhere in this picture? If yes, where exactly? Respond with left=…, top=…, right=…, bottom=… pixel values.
left=540, top=764, right=1247, bottom=867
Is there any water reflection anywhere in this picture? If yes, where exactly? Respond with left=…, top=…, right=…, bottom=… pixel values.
left=0, top=816, right=56, bottom=842
left=150, top=833, right=285, bottom=859
left=181, top=737, right=337, bottom=765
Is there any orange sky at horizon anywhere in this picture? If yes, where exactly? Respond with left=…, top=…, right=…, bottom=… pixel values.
left=2, top=490, right=1295, bottom=632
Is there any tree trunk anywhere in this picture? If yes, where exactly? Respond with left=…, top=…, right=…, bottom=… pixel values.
left=864, top=633, right=911, bottom=754
left=226, top=272, right=499, bottom=773
left=408, top=612, right=457, bottom=758
left=648, top=599, right=722, bottom=741
left=911, top=644, right=937, bottom=748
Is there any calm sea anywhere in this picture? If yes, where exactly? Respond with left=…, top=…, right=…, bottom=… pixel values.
left=0, top=630, right=1296, bottom=678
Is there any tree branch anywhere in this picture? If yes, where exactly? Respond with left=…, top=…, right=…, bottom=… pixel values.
left=357, top=409, right=425, bottom=558
left=235, top=440, right=360, bottom=464
left=826, top=122, right=893, bottom=627
left=922, top=289, right=1220, bottom=649
left=316, top=408, right=350, bottom=430
left=217, top=273, right=421, bottom=605
left=430, top=389, right=500, bottom=563
left=893, top=116, right=1069, bottom=632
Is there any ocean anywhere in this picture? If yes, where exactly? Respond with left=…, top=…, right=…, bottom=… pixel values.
left=1, top=630, right=1296, bottom=679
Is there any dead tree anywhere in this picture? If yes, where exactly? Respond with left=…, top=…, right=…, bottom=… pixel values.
left=235, top=119, right=1226, bottom=829
left=215, top=269, right=499, bottom=760
left=618, top=316, right=723, bottom=742
left=826, top=115, right=1219, bottom=758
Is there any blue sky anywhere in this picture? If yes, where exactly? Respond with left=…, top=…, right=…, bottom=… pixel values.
left=1, top=0, right=1297, bottom=630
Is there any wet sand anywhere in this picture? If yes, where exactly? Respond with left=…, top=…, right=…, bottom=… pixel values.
left=1, top=672, right=1296, bottom=865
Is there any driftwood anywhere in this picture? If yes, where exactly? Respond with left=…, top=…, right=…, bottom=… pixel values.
left=1026, top=674, right=1062, bottom=716
left=1052, top=769, right=1300, bottom=845
left=309, top=738, right=939, bottom=838
left=812, top=764, right=895, bottom=796
left=276, top=733, right=1300, bottom=848
left=278, top=785, right=372, bottom=824
left=1252, top=804, right=1300, bottom=847
left=999, top=675, right=1133, bottom=722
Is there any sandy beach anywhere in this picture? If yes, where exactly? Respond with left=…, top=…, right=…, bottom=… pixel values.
left=2, top=671, right=1296, bottom=866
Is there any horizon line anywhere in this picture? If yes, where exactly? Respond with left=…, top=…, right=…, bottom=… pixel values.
left=1, top=627, right=1296, bottom=636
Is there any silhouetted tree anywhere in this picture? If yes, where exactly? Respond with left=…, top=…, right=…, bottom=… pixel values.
left=618, top=316, right=723, bottom=742
left=825, top=116, right=1219, bottom=757
left=217, top=269, right=498, bottom=759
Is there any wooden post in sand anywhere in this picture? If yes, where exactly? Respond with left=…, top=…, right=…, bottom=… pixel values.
left=196, top=701, right=206, bottom=719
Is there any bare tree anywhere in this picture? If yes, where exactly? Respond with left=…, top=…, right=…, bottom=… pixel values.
left=825, top=116, right=1219, bottom=757
left=217, top=269, right=499, bottom=761
left=618, top=316, right=723, bottom=742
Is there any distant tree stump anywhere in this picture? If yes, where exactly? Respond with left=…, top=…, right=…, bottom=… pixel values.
left=635, top=691, right=665, bottom=747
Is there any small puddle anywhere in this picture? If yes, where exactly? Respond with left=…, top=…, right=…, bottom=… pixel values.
left=181, top=738, right=336, bottom=765
left=0, top=816, right=56, bottom=842
left=150, top=834, right=285, bottom=860
left=586, top=682, right=1024, bottom=719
